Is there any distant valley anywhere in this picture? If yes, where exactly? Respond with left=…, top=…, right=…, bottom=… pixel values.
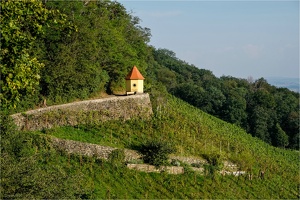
left=266, top=77, right=299, bottom=92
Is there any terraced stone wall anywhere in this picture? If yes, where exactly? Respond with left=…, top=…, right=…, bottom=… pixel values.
left=11, top=93, right=153, bottom=131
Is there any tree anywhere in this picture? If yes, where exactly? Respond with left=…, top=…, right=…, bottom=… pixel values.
left=203, top=86, right=225, bottom=116
left=156, top=67, right=177, bottom=89
left=274, top=89, right=299, bottom=149
left=0, top=0, right=73, bottom=109
left=285, top=111, right=300, bottom=149
left=271, top=123, right=289, bottom=148
left=39, top=1, right=151, bottom=99
left=220, top=88, right=247, bottom=127
left=248, top=106, right=272, bottom=144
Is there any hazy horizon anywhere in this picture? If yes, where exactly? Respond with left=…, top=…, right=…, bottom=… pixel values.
left=119, top=0, right=299, bottom=80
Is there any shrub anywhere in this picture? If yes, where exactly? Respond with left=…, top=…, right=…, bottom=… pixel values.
left=108, top=149, right=125, bottom=168
left=171, top=159, right=180, bottom=166
left=202, top=153, right=224, bottom=177
left=191, top=163, right=202, bottom=168
left=139, top=139, right=175, bottom=167
left=202, top=153, right=223, bottom=168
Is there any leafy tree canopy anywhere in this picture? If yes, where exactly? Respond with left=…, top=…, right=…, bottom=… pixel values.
left=0, top=0, right=74, bottom=109
left=151, top=48, right=299, bottom=149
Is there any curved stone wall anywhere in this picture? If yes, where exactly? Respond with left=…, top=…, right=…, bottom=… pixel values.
left=11, top=93, right=153, bottom=131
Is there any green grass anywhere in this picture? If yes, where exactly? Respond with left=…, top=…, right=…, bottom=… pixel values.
left=34, top=150, right=295, bottom=199
left=29, top=94, right=299, bottom=198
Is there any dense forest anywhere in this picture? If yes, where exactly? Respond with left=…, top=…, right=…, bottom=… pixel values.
left=150, top=49, right=299, bottom=149
left=1, top=1, right=299, bottom=198
left=1, top=0, right=151, bottom=109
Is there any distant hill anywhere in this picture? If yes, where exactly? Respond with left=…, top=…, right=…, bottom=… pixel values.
left=266, top=77, right=299, bottom=92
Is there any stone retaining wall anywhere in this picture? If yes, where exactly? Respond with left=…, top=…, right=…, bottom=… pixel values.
left=11, top=93, right=152, bottom=131
left=50, top=137, right=244, bottom=176
left=51, top=137, right=142, bottom=162
left=52, top=137, right=116, bottom=160
left=170, top=156, right=208, bottom=165
left=52, top=137, right=185, bottom=175
left=127, top=164, right=184, bottom=174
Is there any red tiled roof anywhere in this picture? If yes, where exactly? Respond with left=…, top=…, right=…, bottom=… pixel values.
left=125, top=66, right=145, bottom=80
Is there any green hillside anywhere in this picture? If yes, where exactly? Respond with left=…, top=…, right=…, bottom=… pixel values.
left=150, top=49, right=299, bottom=150
left=0, top=0, right=300, bottom=149
left=2, top=0, right=298, bottom=150
left=1, top=0, right=299, bottom=198
left=1, top=91, right=299, bottom=198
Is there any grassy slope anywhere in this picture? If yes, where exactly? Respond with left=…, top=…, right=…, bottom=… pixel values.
left=33, top=93, right=299, bottom=199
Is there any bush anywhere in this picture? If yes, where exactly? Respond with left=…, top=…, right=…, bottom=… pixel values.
left=191, top=163, right=202, bottom=168
left=139, top=139, right=175, bottom=167
left=108, top=149, right=125, bottom=168
left=202, top=153, right=224, bottom=177
left=0, top=112, right=88, bottom=199
left=202, top=153, right=223, bottom=168
left=171, top=159, right=180, bottom=166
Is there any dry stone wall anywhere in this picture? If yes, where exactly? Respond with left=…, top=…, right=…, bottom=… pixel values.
left=170, top=156, right=208, bottom=165
left=51, top=136, right=184, bottom=174
left=51, top=137, right=142, bottom=162
left=52, top=137, right=116, bottom=160
left=11, top=94, right=152, bottom=131
left=127, top=164, right=184, bottom=175
left=50, top=137, right=244, bottom=175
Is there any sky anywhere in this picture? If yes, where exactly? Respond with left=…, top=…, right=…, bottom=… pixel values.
left=118, top=0, right=299, bottom=79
